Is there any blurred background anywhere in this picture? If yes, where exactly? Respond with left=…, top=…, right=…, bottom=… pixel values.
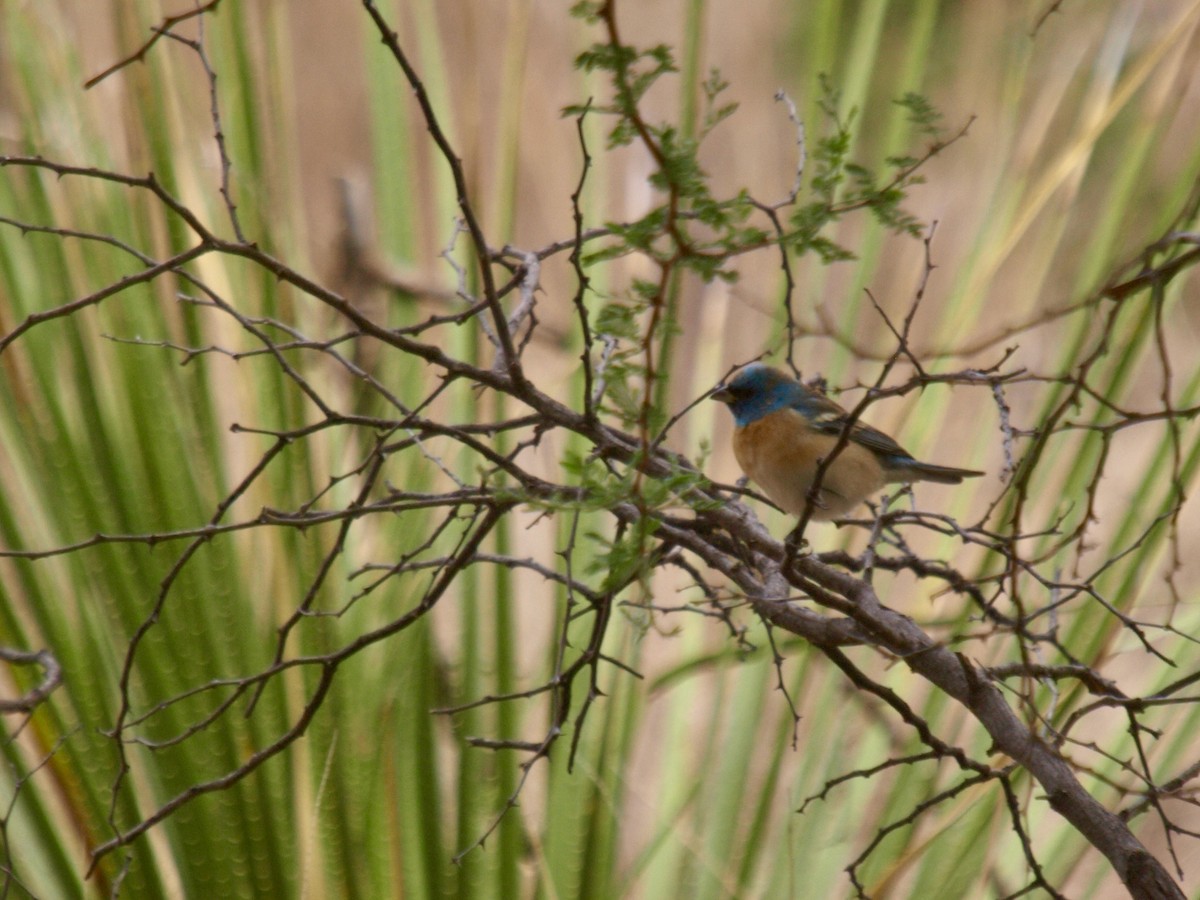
left=2, top=0, right=1200, bottom=897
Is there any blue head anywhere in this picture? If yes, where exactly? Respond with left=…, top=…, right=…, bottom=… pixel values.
left=712, top=364, right=806, bottom=427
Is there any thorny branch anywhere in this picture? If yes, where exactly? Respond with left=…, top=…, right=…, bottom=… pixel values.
left=0, top=1, right=1197, bottom=897
left=0, top=649, right=61, bottom=714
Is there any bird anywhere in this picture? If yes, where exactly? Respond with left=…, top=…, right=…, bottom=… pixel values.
left=711, top=363, right=983, bottom=520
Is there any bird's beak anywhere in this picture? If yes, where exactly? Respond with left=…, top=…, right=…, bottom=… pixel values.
left=710, top=385, right=733, bottom=404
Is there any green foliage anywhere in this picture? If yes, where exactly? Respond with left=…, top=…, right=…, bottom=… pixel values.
left=2, top=2, right=1199, bottom=898
left=783, top=74, right=944, bottom=263
left=587, top=520, right=660, bottom=594
left=567, top=23, right=952, bottom=468
left=699, top=68, right=738, bottom=138
left=570, top=39, right=678, bottom=149
left=894, top=89, right=944, bottom=141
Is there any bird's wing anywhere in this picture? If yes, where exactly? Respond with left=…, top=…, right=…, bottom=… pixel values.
left=791, top=388, right=912, bottom=461
left=841, top=421, right=911, bottom=461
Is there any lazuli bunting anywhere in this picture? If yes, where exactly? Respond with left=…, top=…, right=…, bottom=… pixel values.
left=712, top=364, right=983, bottom=519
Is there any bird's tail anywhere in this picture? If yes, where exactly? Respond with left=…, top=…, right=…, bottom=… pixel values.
left=890, top=461, right=985, bottom=485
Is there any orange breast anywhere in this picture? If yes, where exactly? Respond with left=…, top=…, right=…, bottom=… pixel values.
left=732, top=409, right=886, bottom=519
